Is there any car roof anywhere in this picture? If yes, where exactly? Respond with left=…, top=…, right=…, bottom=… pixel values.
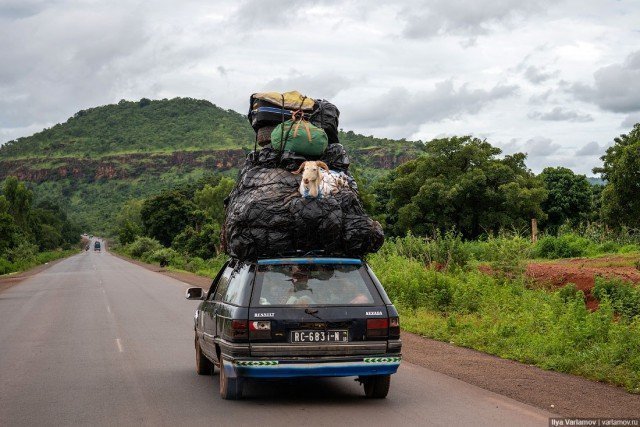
left=256, top=258, right=362, bottom=266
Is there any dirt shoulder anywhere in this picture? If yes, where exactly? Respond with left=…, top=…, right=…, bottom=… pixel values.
left=526, top=254, right=640, bottom=309
left=117, top=252, right=640, bottom=417
left=0, top=256, right=73, bottom=294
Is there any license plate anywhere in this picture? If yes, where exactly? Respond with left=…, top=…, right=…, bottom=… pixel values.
left=290, top=330, right=348, bottom=343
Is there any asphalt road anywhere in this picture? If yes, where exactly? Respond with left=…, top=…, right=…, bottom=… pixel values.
left=0, top=249, right=555, bottom=426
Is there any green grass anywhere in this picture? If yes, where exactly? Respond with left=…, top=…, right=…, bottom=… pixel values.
left=0, top=249, right=78, bottom=276
left=367, top=250, right=640, bottom=392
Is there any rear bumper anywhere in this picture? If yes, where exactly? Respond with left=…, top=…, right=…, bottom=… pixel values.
left=226, top=355, right=402, bottom=379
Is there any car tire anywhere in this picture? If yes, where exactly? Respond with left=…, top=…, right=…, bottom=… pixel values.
left=219, top=361, right=243, bottom=400
left=195, top=338, right=214, bottom=375
left=363, top=375, right=391, bottom=399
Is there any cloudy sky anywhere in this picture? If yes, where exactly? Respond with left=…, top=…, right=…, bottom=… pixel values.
left=1, top=0, right=639, bottom=175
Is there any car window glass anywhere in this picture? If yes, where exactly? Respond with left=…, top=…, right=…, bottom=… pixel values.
left=214, top=267, right=232, bottom=301
left=253, top=264, right=379, bottom=306
left=222, top=264, right=251, bottom=305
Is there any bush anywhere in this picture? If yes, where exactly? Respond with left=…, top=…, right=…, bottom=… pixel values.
left=380, top=231, right=470, bottom=271
left=556, top=283, right=583, bottom=303
left=619, top=244, right=640, bottom=254
left=479, top=234, right=531, bottom=277
left=126, top=236, right=163, bottom=259
left=533, top=234, right=591, bottom=259
left=593, top=276, right=640, bottom=319
left=0, top=257, right=15, bottom=275
left=143, top=248, right=180, bottom=265
left=5, top=242, right=38, bottom=264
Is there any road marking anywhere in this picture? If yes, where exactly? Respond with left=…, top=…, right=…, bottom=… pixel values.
left=116, top=338, right=123, bottom=352
left=106, top=304, right=111, bottom=314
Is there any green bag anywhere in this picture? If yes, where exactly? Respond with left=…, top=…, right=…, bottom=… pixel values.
left=271, top=118, right=328, bottom=157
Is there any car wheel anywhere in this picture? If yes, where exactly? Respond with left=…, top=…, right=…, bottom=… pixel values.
left=219, top=361, right=243, bottom=400
left=195, top=338, right=213, bottom=375
left=363, top=375, right=391, bottom=399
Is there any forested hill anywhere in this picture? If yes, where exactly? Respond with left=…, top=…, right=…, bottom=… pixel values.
left=0, top=97, right=424, bottom=234
left=0, top=97, right=423, bottom=170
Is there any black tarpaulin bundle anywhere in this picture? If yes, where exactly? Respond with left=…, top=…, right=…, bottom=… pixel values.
left=222, top=151, right=383, bottom=261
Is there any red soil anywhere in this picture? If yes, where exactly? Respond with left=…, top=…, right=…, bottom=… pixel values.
left=525, top=256, right=640, bottom=310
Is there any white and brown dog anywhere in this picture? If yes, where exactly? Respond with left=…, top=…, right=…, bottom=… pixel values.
left=292, top=161, right=348, bottom=198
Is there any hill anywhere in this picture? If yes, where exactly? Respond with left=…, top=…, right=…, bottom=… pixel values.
left=0, top=97, right=424, bottom=234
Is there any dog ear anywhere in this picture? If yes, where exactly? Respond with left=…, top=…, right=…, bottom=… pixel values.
left=317, top=161, right=330, bottom=172
left=292, top=162, right=306, bottom=175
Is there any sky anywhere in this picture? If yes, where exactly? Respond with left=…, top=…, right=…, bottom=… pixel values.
left=1, top=0, right=639, bottom=175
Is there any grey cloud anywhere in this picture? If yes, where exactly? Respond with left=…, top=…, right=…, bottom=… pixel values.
left=0, top=7, right=150, bottom=128
left=570, top=50, right=640, bottom=113
left=401, top=0, right=555, bottom=39
left=263, top=73, right=354, bottom=99
left=528, top=107, right=593, bottom=122
left=344, top=80, right=517, bottom=131
left=230, top=0, right=342, bottom=29
left=621, top=113, right=640, bottom=129
left=0, top=0, right=53, bottom=20
left=575, top=141, right=601, bottom=156
left=522, top=137, right=561, bottom=157
left=524, top=65, right=558, bottom=84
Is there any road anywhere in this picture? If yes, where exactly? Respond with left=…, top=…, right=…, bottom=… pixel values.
left=0, top=250, right=555, bottom=426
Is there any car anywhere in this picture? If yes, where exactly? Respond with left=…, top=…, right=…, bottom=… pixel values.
left=185, top=257, right=402, bottom=400
left=94, top=241, right=101, bottom=251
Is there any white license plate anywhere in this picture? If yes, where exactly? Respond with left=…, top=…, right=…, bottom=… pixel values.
left=290, top=330, right=348, bottom=343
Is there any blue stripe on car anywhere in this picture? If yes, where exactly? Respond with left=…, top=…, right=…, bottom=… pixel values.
left=233, top=359, right=400, bottom=378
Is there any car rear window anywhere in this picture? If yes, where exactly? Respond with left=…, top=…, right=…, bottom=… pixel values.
left=252, top=264, right=380, bottom=306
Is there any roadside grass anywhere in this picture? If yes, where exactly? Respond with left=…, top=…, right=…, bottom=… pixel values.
left=111, top=240, right=225, bottom=278
left=367, top=249, right=640, bottom=393
left=0, top=249, right=78, bottom=276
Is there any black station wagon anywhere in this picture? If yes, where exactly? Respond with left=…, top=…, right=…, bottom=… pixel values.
left=186, top=257, right=402, bottom=400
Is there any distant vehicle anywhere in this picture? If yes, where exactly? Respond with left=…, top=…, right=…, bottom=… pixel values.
left=186, top=257, right=402, bottom=400
left=94, top=241, right=101, bottom=251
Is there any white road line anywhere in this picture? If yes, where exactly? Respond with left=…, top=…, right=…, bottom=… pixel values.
left=115, top=338, right=123, bottom=352
left=106, top=305, right=111, bottom=314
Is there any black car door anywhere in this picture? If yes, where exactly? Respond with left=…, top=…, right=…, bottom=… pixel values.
left=200, top=262, right=229, bottom=358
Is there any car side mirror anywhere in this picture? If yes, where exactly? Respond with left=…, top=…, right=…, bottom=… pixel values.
left=185, top=287, right=205, bottom=300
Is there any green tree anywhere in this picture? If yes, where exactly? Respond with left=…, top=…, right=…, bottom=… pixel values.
left=172, top=223, right=221, bottom=259
left=376, top=136, right=547, bottom=238
left=141, top=191, right=197, bottom=246
left=116, top=199, right=144, bottom=244
left=0, top=196, right=19, bottom=254
left=194, top=177, right=235, bottom=227
left=594, top=123, right=640, bottom=228
left=539, top=167, right=593, bottom=231
left=3, top=176, right=33, bottom=231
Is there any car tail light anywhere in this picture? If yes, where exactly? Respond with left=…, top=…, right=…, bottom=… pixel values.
left=231, top=320, right=248, bottom=340
left=249, top=321, right=271, bottom=340
left=366, top=318, right=389, bottom=338
left=389, top=317, right=400, bottom=338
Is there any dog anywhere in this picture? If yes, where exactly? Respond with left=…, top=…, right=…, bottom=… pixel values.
left=292, top=161, right=348, bottom=198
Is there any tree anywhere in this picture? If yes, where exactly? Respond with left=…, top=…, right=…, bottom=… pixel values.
left=539, top=167, right=593, bottom=231
left=0, top=196, right=18, bottom=254
left=116, top=200, right=144, bottom=245
left=172, top=223, right=221, bottom=259
left=594, top=123, right=640, bottom=228
left=376, top=136, right=547, bottom=238
left=141, top=191, right=197, bottom=246
left=194, top=177, right=235, bottom=227
left=3, top=176, right=33, bottom=231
